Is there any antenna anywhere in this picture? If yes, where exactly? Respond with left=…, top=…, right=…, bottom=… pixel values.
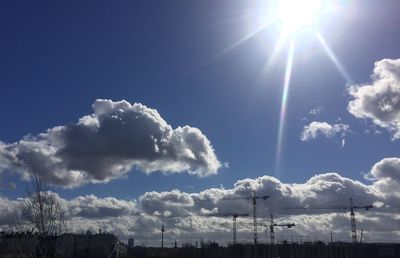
left=161, top=214, right=165, bottom=248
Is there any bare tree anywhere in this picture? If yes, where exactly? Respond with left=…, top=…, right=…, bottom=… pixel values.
left=22, top=173, right=66, bottom=235
left=5, top=174, right=67, bottom=258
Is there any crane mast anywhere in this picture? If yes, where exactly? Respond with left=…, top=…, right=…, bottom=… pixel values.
left=270, top=214, right=275, bottom=244
left=267, top=214, right=295, bottom=244
left=350, top=198, right=357, bottom=243
left=252, top=190, right=257, bottom=245
left=202, top=190, right=268, bottom=247
left=206, top=212, right=249, bottom=245
left=232, top=215, right=237, bottom=244
left=232, top=214, right=238, bottom=244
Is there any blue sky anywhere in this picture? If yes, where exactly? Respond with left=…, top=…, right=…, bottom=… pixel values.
left=1, top=0, right=400, bottom=243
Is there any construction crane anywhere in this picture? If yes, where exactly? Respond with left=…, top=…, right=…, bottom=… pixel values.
left=349, top=198, right=373, bottom=243
left=221, top=190, right=269, bottom=245
left=220, top=191, right=269, bottom=258
left=267, top=214, right=295, bottom=244
left=206, top=212, right=249, bottom=245
left=287, top=198, right=372, bottom=243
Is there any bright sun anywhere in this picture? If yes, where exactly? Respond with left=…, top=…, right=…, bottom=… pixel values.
left=276, top=0, right=322, bottom=34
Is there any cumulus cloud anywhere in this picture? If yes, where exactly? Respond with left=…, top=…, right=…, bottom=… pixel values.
left=369, top=157, right=400, bottom=182
left=0, top=157, right=399, bottom=244
left=66, top=194, right=139, bottom=219
left=368, top=157, right=400, bottom=200
left=139, top=189, right=195, bottom=218
left=300, top=121, right=350, bottom=142
left=133, top=158, right=400, bottom=243
left=348, top=58, right=400, bottom=139
left=0, top=197, right=21, bottom=225
left=0, top=99, right=222, bottom=187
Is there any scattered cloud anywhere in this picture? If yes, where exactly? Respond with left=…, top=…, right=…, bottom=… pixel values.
left=309, top=106, right=323, bottom=116
left=300, top=121, right=350, bottom=143
left=348, top=58, right=400, bottom=140
left=0, top=99, right=222, bottom=187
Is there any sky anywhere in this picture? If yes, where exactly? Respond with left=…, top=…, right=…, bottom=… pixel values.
left=0, top=0, right=400, bottom=245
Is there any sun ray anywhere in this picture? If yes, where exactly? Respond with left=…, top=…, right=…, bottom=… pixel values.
left=209, top=22, right=273, bottom=61
left=265, top=32, right=291, bottom=69
left=167, top=22, right=274, bottom=83
left=315, top=31, right=352, bottom=84
left=275, top=40, right=295, bottom=175
left=176, top=22, right=274, bottom=81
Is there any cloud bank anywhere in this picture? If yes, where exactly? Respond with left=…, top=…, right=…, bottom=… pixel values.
left=300, top=121, right=350, bottom=142
left=348, top=58, right=400, bottom=139
left=0, top=99, right=221, bottom=187
left=1, top=157, right=399, bottom=244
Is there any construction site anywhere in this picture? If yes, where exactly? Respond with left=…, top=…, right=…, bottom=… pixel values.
left=1, top=190, right=398, bottom=258
left=125, top=192, right=398, bottom=258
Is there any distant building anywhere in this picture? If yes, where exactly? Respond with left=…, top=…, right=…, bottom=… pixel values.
left=0, top=231, right=127, bottom=258
left=128, top=238, right=134, bottom=249
left=0, top=232, right=38, bottom=257
left=1, top=233, right=400, bottom=258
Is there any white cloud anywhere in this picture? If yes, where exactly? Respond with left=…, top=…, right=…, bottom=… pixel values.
left=309, top=107, right=323, bottom=116
left=133, top=159, right=399, bottom=243
left=0, top=158, right=399, bottom=244
left=0, top=197, right=21, bottom=225
left=368, top=157, right=400, bottom=200
left=369, top=157, right=400, bottom=183
left=300, top=121, right=350, bottom=142
left=0, top=99, right=222, bottom=187
left=348, top=58, right=400, bottom=140
left=66, top=194, right=139, bottom=219
left=139, top=189, right=195, bottom=218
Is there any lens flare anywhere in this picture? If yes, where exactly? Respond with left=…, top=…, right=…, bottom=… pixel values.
left=275, top=41, right=295, bottom=174
left=211, top=23, right=271, bottom=60
left=316, top=32, right=352, bottom=84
